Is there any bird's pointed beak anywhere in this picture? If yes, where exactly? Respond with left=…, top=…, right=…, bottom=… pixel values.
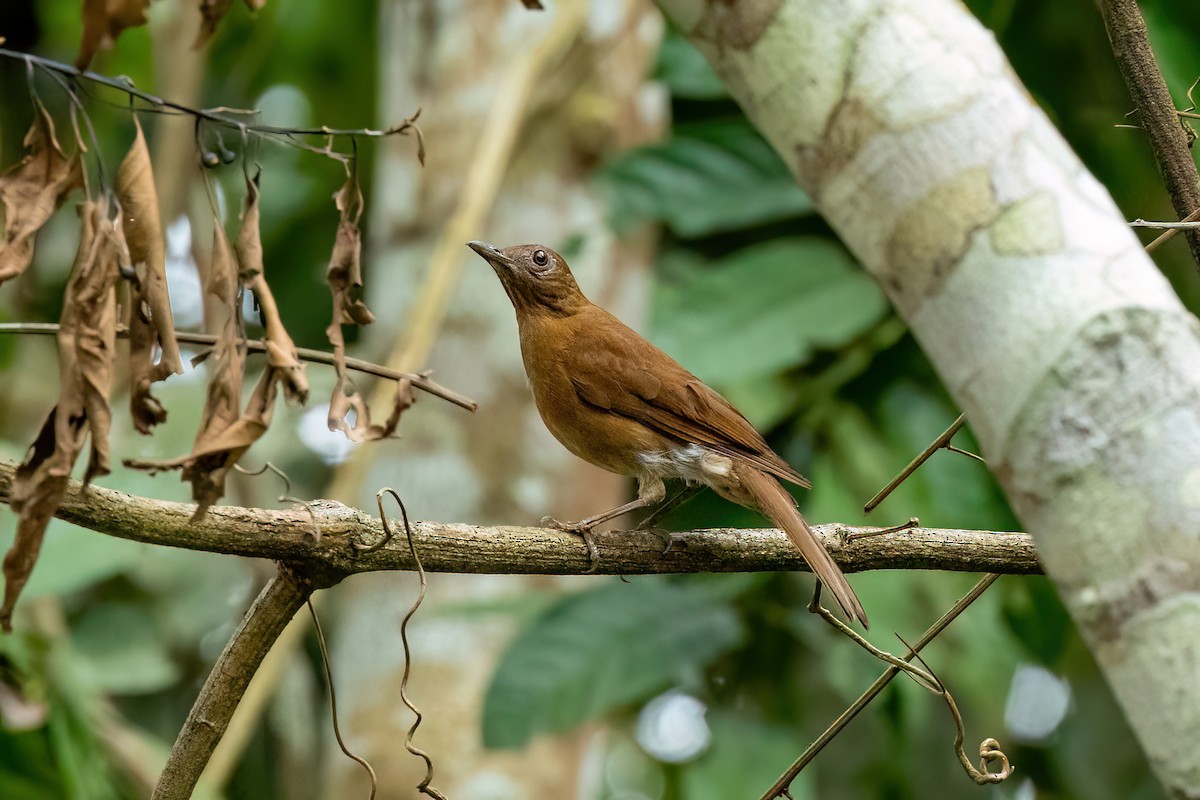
left=467, top=240, right=514, bottom=269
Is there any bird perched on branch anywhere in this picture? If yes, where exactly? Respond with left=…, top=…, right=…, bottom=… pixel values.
left=468, top=241, right=867, bottom=626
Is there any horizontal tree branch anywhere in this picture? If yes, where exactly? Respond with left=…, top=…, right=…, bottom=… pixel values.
left=0, top=461, right=1040, bottom=578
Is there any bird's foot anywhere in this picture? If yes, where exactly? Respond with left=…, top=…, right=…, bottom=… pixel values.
left=541, top=516, right=601, bottom=574
left=639, top=525, right=685, bottom=556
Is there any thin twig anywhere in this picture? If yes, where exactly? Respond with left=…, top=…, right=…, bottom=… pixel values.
left=0, top=322, right=477, bottom=411
left=808, top=586, right=939, bottom=691
left=39, top=64, right=109, bottom=188
left=1130, top=218, right=1200, bottom=230
left=308, top=599, right=379, bottom=799
left=806, top=589, right=1013, bottom=785
left=902, top=639, right=1012, bottom=785
left=1144, top=206, right=1200, bottom=253
left=943, top=444, right=985, bottom=463
left=378, top=489, right=449, bottom=800
left=234, top=461, right=322, bottom=540
left=759, top=574, right=1001, bottom=800
left=1, top=48, right=423, bottom=145
left=863, top=414, right=967, bottom=513
left=1101, top=0, right=1200, bottom=272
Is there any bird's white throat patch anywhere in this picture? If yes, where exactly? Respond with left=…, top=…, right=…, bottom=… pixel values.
left=637, top=444, right=733, bottom=485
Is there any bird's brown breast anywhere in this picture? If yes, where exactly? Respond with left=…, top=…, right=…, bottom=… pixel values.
left=517, top=308, right=674, bottom=477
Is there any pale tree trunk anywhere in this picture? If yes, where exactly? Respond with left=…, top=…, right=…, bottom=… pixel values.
left=319, top=1, right=665, bottom=798
left=654, top=0, right=1200, bottom=797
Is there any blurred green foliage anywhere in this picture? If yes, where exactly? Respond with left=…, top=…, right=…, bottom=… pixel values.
left=0, top=0, right=1197, bottom=798
left=483, top=576, right=751, bottom=749
left=597, top=118, right=812, bottom=237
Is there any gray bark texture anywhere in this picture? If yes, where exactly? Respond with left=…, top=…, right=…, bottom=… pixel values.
left=653, top=0, right=1200, bottom=796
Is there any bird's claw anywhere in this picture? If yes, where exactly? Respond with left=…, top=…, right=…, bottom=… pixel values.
left=639, top=525, right=684, bottom=556
left=541, top=516, right=601, bottom=574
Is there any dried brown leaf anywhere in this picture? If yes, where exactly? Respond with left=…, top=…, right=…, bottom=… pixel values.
left=118, top=117, right=183, bottom=434
left=56, top=200, right=119, bottom=485
left=327, top=162, right=374, bottom=328
left=325, top=161, right=391, bottom=440
left=328, top=377, right=415, bottom=443
left=207, top=214, right=239, bottom=307
left=194, top=0, right=234, bottom=48
left=363, top=377, right=416, bottom=441
left=179, top=225, right=244, bottom=517
left=3, top=199, right=119, bottom=631
left=0, top=100, right=85, bottom=285
left=125, top=214, right=294, bottom=518
left=179, top=360, right=277, bottom=518
left=4, top=415, right=67, bottom=634
left=125, top=330, right=243, bottom=516
left=194, top=0, right=265, bottom=47
left=236, top=171, right=308, bottom=404
left=77, top=0, right=152, bottom=70
left=124, top=358, right=280, bottom=519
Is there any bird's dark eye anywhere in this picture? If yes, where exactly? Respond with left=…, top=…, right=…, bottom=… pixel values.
left=532, top=249, right=549, bottom=268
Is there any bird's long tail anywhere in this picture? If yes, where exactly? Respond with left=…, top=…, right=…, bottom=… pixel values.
left=739, top=466, right=868, bottom=627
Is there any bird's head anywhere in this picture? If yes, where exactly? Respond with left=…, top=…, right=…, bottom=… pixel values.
left=468, top=241, right=587, bottom=318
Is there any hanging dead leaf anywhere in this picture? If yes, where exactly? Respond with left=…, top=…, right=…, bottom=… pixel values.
left=4, top=416, right=67, bottom=634
left=125, top=218, right=290, bottom=519
left=325, top=160, right=391, bottom=439
left=125, top=334, right=287, bottom=519
left=77, top=0, right=152, bottom=70
left=178, top=355, right=276, bottom=519
left=179, top=226, right=244, bottom=516
left=117, top=117, right=184, bottom=434
left=319, top=162, right=416, bottom=441
left=326, top=162, right=374, bottom=328
left=3, top=199, right=119, bottom=632
left=124, top=329, right=245, bottom=518
left=206, top=211, right=239, bottom=306
left=194, top=0, right=267, bottom=45
left=236, top=170, right=307, bottom=404
left=194, top=0, right=233, bottom=47
left=0, top=100, right=85, bottom=285
left=328, top=376, right=416, bottom=443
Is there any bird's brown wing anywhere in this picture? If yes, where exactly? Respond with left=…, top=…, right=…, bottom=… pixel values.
left=568, top=308, right=811, bottom=489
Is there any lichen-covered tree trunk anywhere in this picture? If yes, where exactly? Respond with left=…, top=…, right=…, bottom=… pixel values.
left=655, top=0, right=1200, bottom=796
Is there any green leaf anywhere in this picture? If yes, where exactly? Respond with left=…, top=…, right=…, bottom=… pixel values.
left=71, top=604, right=180, bottom=695
left=719, top=372, right=805, bottom=431
left=681, top=711, right=814, bottom=800
left=0, top=630, right=124, bottom=800
left=0, top=521, right=148, bottom=601
left=598, top=118, right=812, bottom=237
left=482, top=578, right=744, bottom=748
left=651, top=239, right=888, bottom=385
left=1001, top=576, right=1074, bottom=664
left=652, top=28, right=727, bottom=100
